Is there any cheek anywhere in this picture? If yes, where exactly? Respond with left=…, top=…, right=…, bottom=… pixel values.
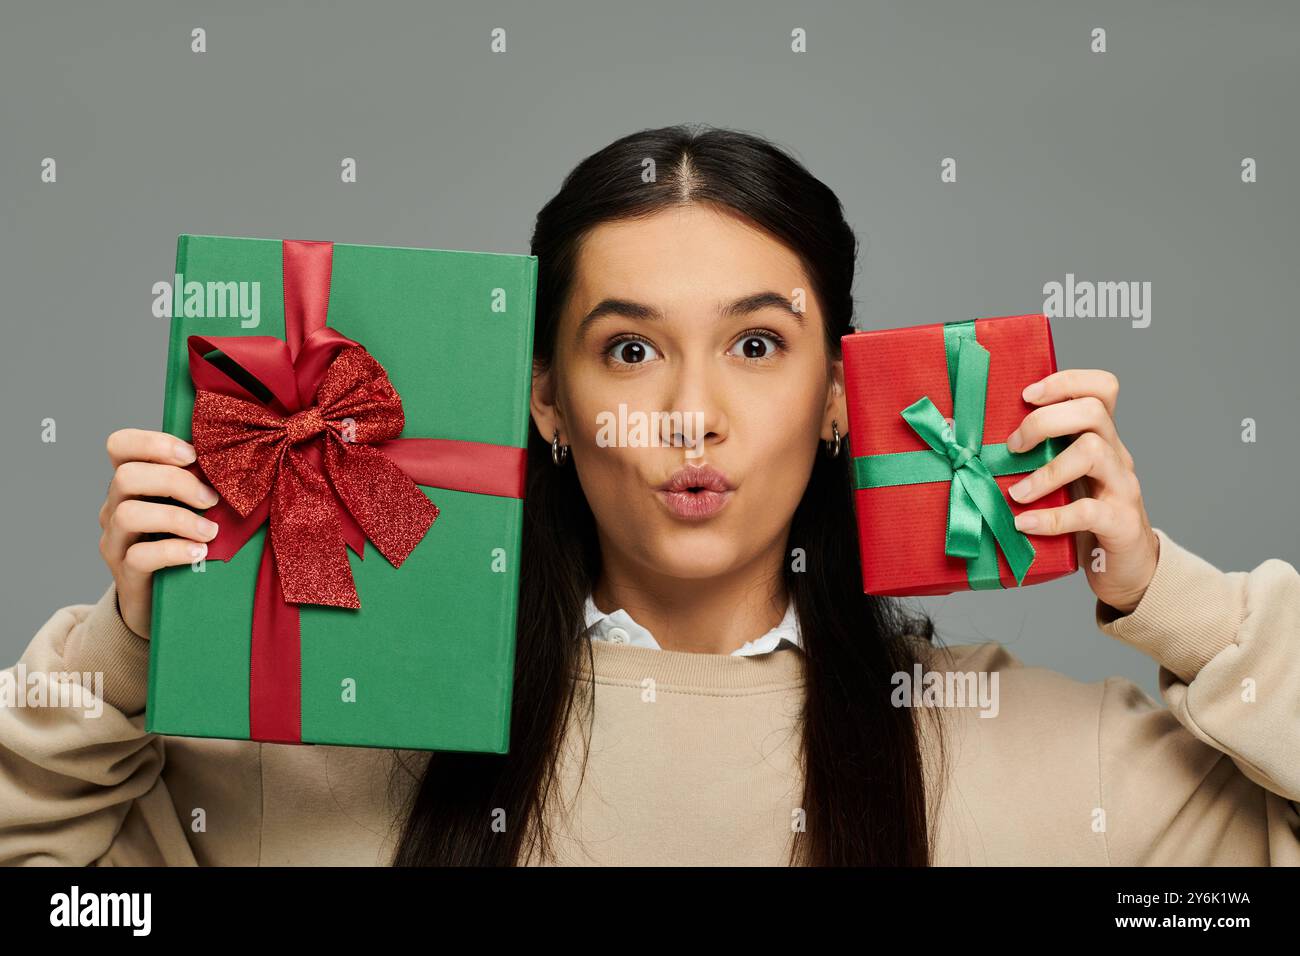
left=740, top=424, right=819, bottom=516
left=735, top=376, right=824, bottom=455
left=570, top=442, right=663, bottom=541
left=573, top=444, right=645, bottom=496
left=733, top=389, right=823, bottom=504
left=561, top=373, right=633, bottom=449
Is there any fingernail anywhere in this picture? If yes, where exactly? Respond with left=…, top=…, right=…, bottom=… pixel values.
left=188, top=543, right=207, bottom=560
left=197, top=517, right=220, bottom=538
left=175, top=441, right=197, bottom=463
left=1022, top=381, right=1044, bottom=402
left=199, top=485, right=220, bottom=507
left=1008, top=478, right=1030, bottom=501
left=1006, top=429, right=1023, bottom=451
left=1014, top=511, right=1042, bottom=532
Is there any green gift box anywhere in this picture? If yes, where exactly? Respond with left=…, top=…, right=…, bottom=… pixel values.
left=145, top=235, right=537, bottom=752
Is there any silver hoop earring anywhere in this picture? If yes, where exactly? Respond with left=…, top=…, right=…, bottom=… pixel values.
left=825, top=420, right=841, bottom=458
left=552, top=429, right=569, bottom=467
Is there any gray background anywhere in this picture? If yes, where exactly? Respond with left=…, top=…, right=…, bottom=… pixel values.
left=2, top=0, right=1296, bottom=700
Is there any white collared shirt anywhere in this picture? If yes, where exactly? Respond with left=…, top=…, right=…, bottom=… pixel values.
left=582, top=591, right=803, bottom=657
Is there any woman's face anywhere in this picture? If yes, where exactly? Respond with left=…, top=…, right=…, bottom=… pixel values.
left=532, top=202, right=847, bottom=591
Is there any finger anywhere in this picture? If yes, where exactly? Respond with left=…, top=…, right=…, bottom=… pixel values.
left=1007, top=431, right=1133, bottom=504
left=1022, top=369, right=1119, bottom=418
left=1112, top=434, right=1136, bottom=472
left=1013, top=495, right=1127, bottom=538
left=1007, top=396, right=1120, bottom=455
left=120, top=539, right=209, bottom=580
left=100, top=461, right=220, bottom=529
left=101, top=499, right=219, bottom=565
left=106, top=428, right=197, bottom=470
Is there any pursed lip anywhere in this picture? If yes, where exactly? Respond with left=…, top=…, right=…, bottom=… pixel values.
left=656, top=464, right=734, bottom=494
left=654, top=464, right=735, bottom=521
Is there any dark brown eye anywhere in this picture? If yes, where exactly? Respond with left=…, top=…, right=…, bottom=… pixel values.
left=729, top=332, right=784, bottom=360
left=607, top=337, right=660, bottom=366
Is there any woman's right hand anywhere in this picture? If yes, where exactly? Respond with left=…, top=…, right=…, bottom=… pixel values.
left=98, top=429, right=222, bottom=639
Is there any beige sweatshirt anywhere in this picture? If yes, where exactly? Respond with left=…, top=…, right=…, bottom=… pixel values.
left=0, top=526, right=1297, bottom=866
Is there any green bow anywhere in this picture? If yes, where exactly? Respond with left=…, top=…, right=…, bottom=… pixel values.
left=852, top=321, right=1066, bottom=589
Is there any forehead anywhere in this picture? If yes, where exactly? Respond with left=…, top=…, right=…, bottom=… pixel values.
left=568, top=204, right=812, bottom=309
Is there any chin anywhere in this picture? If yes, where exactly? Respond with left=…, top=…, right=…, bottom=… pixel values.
left=646, top=537, right=740, bottom=580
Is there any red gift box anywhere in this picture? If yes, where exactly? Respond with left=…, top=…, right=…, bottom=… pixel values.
left=842, top=314, right=1079, bottom=596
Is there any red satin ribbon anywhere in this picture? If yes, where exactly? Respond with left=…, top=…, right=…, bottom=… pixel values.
left=186, top=239, right=526, bottom=744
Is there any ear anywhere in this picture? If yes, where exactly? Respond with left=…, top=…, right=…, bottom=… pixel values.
left=530, top=358, right=565, bottom=446
left=823, top=358, right=848, bottom=442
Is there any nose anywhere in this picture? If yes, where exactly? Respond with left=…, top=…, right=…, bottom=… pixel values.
left=658, top=352, right=726, bottom=453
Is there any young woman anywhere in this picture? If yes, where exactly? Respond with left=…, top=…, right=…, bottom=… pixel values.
left=2, top=125, right=1297, bottom=866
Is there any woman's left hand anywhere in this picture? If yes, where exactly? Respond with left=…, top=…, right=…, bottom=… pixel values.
left=1001, top=369, right=1160, bottom=616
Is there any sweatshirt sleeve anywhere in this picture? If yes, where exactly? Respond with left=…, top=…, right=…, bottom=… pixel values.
left=0, top=583, right=199, bottom=865
left=1093, top=526, right=1300, bottom=865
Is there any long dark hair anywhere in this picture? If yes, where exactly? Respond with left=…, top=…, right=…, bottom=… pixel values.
left=388, top=124, right=946, bottom=866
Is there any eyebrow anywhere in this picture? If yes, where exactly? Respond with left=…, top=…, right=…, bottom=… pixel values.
left=576, top=291, right=805, bottom=340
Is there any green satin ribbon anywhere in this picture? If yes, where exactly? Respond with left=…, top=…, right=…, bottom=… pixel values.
left=852, top=320, right=1066, bottom=589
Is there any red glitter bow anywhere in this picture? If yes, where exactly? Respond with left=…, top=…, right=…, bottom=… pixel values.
left=184, top=239, right=526, bottom=744
left=191, top=338, right=438, bottom=608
